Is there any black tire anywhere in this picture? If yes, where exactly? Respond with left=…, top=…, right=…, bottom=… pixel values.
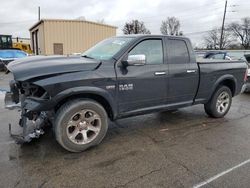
left=54, top=99, right=108, bottom=152
left=204, top=86, right=232, bottom=118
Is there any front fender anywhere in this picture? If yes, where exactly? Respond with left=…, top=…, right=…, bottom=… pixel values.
left=53, top=86, right=117, bottom=117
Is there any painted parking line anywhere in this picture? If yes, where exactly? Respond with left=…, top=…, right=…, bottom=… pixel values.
left=193, top=158, right=250, bottom=188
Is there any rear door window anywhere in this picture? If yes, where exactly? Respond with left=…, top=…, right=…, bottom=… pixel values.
left=168, top=39, right=190, bottom=64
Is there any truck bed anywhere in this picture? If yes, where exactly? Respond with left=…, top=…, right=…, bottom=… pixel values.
left=195, top=59, right=247, bottom=103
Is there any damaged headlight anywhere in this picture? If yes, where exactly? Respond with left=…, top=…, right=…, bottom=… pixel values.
left=21, top=82, right=49, bottom=99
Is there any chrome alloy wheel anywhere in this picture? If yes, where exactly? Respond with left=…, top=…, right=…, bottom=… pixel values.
left=216, top=91, right=230, bottom=114
left=66, top=110, right=101, bottom=145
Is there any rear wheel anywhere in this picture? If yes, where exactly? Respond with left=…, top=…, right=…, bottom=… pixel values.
left=54, top=99, right=108, bottom=152
left=204, top=86, right=232, bottom=118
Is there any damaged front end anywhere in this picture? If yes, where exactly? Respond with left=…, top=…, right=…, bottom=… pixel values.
left=4, top=55, right=101, bottom=144
left=5, top=79, right=51, bottom=144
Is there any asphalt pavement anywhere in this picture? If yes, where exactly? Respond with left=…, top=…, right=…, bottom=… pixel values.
left=0, top=72, right=250, bottom=188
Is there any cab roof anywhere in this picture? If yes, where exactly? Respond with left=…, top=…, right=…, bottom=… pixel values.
left=116, top=34, right=189, bottom=40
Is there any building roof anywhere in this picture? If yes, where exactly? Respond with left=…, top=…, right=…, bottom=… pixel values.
left=29, top=18, right=117, bottom=31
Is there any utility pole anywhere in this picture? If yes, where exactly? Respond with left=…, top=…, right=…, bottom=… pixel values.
left=38, top=6, right=41, bottom=21
left=220, top=0, right=227, bottom=50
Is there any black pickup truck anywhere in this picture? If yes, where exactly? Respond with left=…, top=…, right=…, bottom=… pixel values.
left=5, top=35, right=248, bottom=152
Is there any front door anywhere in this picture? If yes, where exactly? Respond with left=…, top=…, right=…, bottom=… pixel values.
left=116, top=38, right=168, bottom=114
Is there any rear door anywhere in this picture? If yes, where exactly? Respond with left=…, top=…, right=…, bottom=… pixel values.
left=116, top=38, right=168, bottom=114
left=166, top=38, right=199, bottom=105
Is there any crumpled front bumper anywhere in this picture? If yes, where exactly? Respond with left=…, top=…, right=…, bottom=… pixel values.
left=4, top=86, right=47, bottom=144
left=4, top=92, right=21, bottom=110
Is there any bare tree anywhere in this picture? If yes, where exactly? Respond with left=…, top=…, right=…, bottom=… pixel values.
left=228, top=17, right=250, bottom=49
left=160, top=17, right=182, bottom=36
left=123, top=20, right=151, bottom=34
left=204, top=28, right=231, bottom=49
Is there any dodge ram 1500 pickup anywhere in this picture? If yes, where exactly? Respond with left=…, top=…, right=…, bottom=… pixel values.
left=5, top=35, right=248, bottom=152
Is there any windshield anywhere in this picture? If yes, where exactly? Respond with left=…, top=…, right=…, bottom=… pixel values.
left=0, top=50, right=27, bottom=59
left=82, top=37, right=134, bottom=60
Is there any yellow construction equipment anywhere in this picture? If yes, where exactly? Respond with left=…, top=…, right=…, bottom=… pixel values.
left=13, top=42, right=32, bottom=54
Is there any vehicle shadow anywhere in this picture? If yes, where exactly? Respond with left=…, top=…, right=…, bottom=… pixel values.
left=9, top=101, right=239, bottom=164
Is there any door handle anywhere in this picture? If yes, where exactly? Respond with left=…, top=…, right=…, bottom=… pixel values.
left=154, top=71, right=166, bottom=76
left=187, top=70, right=196, bottom=73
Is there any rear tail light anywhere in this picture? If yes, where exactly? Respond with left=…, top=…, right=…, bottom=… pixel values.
left=244, top=68, right=248, bottom=82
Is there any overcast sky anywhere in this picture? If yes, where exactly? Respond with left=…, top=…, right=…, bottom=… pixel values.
left=0, top=0, right=249, bottom=47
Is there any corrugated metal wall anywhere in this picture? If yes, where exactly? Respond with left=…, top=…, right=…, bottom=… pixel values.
left=40, top=20, right=116, bottom=55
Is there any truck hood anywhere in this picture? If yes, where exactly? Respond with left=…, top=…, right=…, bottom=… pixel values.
left=7, top=55, right=101, bottom=81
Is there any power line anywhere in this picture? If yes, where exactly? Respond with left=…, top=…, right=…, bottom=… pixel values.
left=2, top=0, right=249, bottom=41
left=113, top=11, right=227, bottom=28
left=0, top=1, right=229, bottom=29
left=109, top=2, right=226, bottom=24
left=114, top=11, right=223, bottom=26
left=109, top=4, right=232, bottom=31
left=0, top=2, right=226, bottom=27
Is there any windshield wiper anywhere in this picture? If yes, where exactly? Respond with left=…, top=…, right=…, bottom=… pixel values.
left=81, top=55, right=94, bottom=59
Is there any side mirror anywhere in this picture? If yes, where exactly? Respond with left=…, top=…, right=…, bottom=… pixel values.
left=124, top=54, right=146, bottom=66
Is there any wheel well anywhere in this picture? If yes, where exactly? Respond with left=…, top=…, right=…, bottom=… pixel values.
left=55, top=93, right=114, bottom=120
left=219, top=79, right=236, bottom=96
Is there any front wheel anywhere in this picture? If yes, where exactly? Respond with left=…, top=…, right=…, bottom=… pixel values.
left=54, top=99, right=108, bottom=152
left=204, top=86, right=232, bottom=118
